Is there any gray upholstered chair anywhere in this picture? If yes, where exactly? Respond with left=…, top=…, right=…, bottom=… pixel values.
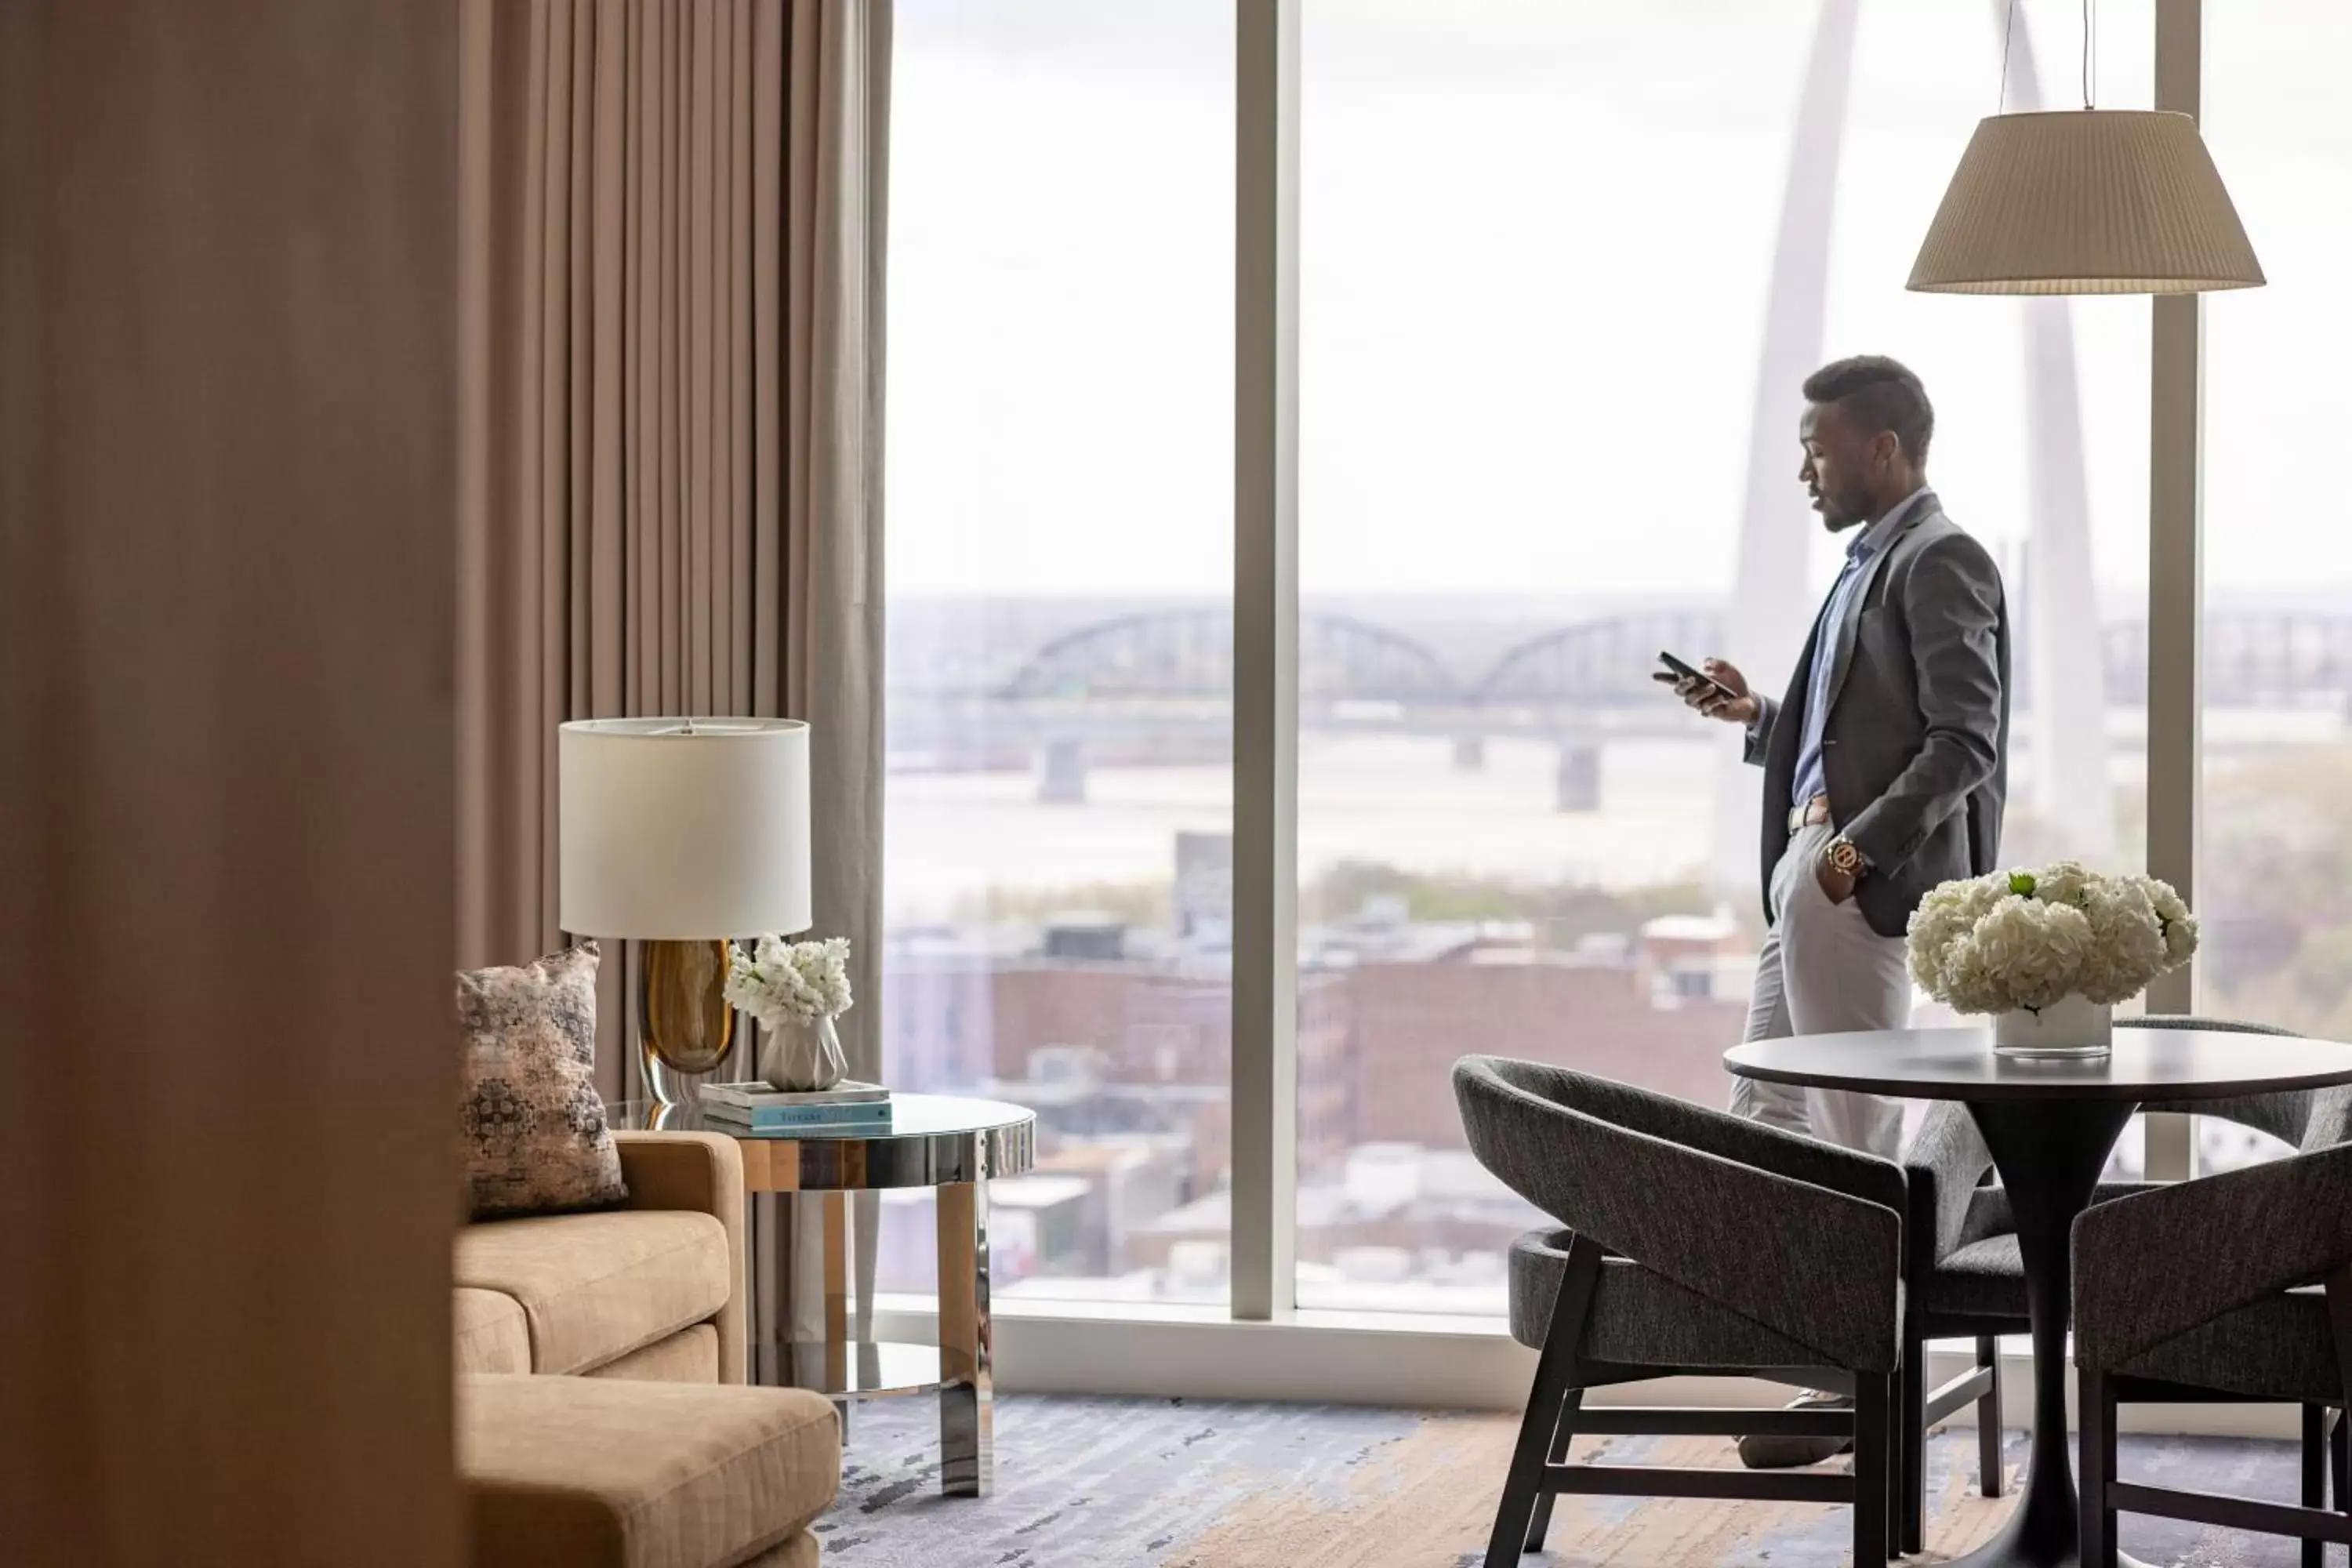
left=1896, top=1015, right=2352, bottom=1556
left=1454, top=1055, right=1904, bottom=1566
left=2074, top=1137, right=2352, bottom=1566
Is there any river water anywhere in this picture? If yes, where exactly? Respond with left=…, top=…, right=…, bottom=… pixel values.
left=884, top=731, right=1733, bottom=920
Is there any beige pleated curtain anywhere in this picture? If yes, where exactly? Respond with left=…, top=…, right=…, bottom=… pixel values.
left=457, top=0, right=888, bottom=1104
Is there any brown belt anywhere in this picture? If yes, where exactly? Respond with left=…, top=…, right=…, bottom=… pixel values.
left=1788, top=796, right=1832, bottom=834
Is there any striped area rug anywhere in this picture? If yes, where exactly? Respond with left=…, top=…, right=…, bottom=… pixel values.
left=815, top=1395, right=2316, bottom=1566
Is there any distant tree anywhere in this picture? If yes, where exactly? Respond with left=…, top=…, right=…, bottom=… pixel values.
left=2201, top=748, right=2352, bottom=1036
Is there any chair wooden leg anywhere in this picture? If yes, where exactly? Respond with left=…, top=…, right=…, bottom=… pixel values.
left=1488, top=1348, right=1577, bottom=1565
left=1900, top=1335, right=1926, bottom=1555
left=1977, top=1335, right=2005, bottom=1500
left=1523, top=1388, right=1583, bottom=1553
left=2331, top=1266, right=2352, bottom=1567
left=1887, top=1372, right=1904, bottom=1562
left=2335, top=1406, right=2349, bottom=1506
left=1853, top=1370, right=1893, bottom=1564
left=1486, top=1238, right=1599, bottom=1567
left=2079, top=1367, right=2117, bottom=1568
left=2336, top=1410, right=2350, bottom=1566
left=2298, top=1403, right=2326, bottom=1568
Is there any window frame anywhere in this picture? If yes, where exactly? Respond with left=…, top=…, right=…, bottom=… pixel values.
left=882, top=0, right=2217, bottom=1381
left=1218, top=0, right=2210, bottom=1319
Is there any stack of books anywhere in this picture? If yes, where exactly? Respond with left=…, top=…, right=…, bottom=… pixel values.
left=695, top=1080, right=892, bottom=1134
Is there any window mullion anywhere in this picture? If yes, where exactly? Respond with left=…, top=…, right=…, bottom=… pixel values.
left=1230, top=0, right=1301, bottom=1323
left=2143, top=0, right=2205, bottom=1183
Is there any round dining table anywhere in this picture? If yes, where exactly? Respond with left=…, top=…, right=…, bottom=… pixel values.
left=1726, top=1022, right=2352, bottom=1568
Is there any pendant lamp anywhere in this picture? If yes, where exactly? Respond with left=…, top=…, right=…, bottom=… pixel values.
left=1909, top=2, right=2262, bottom=296
left=1909, top=109, right=2263, bottom=295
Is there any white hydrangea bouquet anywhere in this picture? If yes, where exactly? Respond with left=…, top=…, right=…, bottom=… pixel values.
left=725, top=935, right=854, bottom=1091
left=1907, top=862, right=2198, bottom=1055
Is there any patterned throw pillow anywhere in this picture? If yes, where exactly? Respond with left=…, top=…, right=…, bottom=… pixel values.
left=458, top=942, right=626, bottom=1220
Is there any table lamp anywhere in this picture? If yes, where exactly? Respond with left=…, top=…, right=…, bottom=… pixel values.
left=558, top=717, right=812, bottom=1104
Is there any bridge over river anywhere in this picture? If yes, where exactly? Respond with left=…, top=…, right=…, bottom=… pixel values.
left=890, top=604, right=2352, bottom=808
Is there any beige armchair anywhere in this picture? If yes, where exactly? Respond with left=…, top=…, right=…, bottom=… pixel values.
left=456, top=1131, right=746, bottom=1385
left=454, top=1133, right=846, bottom=1566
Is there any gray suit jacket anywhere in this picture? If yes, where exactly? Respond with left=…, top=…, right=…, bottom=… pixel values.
left=1745, top=490, right=2010, bottom=940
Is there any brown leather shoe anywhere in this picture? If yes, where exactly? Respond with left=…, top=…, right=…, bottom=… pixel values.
left=1737, top=1391, right=1855, bottom=1469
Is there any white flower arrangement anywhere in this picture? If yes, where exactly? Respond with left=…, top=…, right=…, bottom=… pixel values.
left=1907, top=861, right=2198, bottom=1016
left=724, top=935, right=854, bottom=1028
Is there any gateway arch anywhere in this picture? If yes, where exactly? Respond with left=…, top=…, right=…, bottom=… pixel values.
left=1713, top=0, right=2112, bottom=895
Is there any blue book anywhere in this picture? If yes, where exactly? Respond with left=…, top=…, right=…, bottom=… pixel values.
left=701, top=1099, right=895, bottom=1131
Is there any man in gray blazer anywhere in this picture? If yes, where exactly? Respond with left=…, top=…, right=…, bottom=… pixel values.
left=1674, top=355, right=2010, bottom=1160
left=1675, top=355, right=2009, bottom=1468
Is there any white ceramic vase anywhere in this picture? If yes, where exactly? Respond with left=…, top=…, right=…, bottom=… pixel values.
left=1991, top=993, right=2114, bottom=1058
left=758, top=1013, right=848, bottom=1092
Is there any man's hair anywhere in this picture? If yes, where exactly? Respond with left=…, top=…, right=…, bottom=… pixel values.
left=1803, top=355, right=1934, bottom=466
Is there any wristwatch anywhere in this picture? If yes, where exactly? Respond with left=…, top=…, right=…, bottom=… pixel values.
left=1822, top=835, right=1868, bottom=880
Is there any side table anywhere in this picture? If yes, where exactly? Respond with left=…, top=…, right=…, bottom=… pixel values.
left=612, top=1094, right=1036, bottom=1497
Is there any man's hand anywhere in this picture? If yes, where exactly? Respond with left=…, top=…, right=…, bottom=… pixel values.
left=1672, top=658, right=1760, bottom=727
left=1814, top=855, right=1859, bottom=905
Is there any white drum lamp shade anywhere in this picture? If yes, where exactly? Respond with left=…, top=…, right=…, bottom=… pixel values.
left=558, top=718, right=812, bottom=939
left=1909, top=110, right=2263, bottom=296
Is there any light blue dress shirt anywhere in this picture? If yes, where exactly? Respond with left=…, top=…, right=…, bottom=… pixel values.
left=1788, top=488, right=1929, bottom=810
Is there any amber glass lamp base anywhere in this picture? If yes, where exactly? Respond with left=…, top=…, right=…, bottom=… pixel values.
left=638, top=938, right=735, bottom=1104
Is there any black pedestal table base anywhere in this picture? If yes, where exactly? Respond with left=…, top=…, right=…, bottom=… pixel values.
left=1949, top=1097, right=2143, bottom=1568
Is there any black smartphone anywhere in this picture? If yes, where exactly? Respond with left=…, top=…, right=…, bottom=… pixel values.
left=1655, top=650, right=1734, bottom=699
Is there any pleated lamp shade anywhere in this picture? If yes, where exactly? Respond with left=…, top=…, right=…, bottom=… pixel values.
left=1909, top=110, right=2263, bottom=295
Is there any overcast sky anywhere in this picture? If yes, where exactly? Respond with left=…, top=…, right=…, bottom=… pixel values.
left=886, top=0, right=2350, bottom=605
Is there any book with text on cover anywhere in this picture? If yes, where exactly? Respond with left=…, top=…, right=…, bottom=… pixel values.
left=697, top=1079, right=891, bottom=1112
left=699, top=1094, right=895, bottom=1131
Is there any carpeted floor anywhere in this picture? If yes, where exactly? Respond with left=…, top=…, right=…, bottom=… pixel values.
left=815, top=1395, right=2324, bottom=1566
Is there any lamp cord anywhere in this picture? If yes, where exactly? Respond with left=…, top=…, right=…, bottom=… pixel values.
left=1998, top=0, right=2017, bottom=112
left=1996, top=0, right=2096, bottom=114
left=2082, top=0, right=2096, bottom=109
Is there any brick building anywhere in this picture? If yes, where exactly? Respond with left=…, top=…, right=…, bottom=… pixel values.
left=1344, top=943, right=1749, bottom=1153
left=879, top=908, right=1755, bottom=1294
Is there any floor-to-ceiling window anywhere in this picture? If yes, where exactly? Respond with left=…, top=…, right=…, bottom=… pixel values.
left=877, top=0, right=2268, bottom=1327
left=880, top=0, right=1235, bottom=1305
left=1288, top=0, right=2153, bottom=1314
left=2196, top=5, right=2352, bottom=1171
